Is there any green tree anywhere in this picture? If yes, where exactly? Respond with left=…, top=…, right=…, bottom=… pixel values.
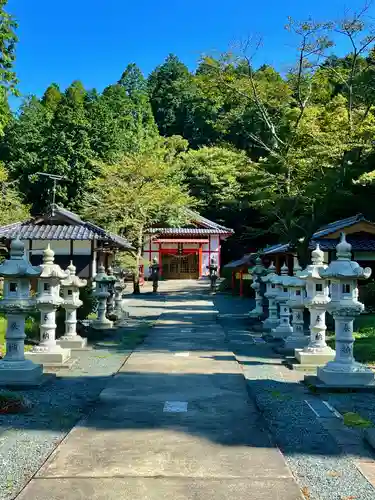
left=203, top=12, right=375, bottom=263
left=82, top=149, right=192, bottom=293
left=148, top=54, right=191, bottom=137
left=0, top=163, right=29, bottom=225
left=42, top=81, right=98, bottom=211
left=0, top=0, right=19, bottom=136
left=1, top=96, right=51, bottom=213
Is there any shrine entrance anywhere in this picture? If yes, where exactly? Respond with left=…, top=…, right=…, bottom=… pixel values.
left=162, top=253, right=199, bottom=279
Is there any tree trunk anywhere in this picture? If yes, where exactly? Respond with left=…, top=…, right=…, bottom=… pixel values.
left=296, top=238, right=311, bottom=269
left=133, top=225, right=144, bottom=295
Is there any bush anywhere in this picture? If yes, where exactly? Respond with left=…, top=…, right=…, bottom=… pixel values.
left=359, top=281, right=375, bottom=314
left=77, top=285, right=97, bottom=320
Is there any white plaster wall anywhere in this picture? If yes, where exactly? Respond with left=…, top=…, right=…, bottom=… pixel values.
left=202, top=242, right=209, bottom=252
left=160, top=242, right=178, bottom=250
left=73, top=240, right=91, bottom=255
left=31, top=240, right=70, bottom=255
left=151, top=241, right=159, bottom=251
left=210, top=235, right=219, bottom=252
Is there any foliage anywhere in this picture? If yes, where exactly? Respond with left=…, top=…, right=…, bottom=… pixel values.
left=0, top=162, right=30, bottom=225
left=2, top=6, right=375, bottom=266
left=82, top=147, right=192, bottom=292
left=77, top=285, right=97, bottom=321
left=343, top=412, right=373, bottom=429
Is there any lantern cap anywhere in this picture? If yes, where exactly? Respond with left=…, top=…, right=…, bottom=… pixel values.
left=280, top=263, right=289, bottom=276
left=311, top=243, right=324, bottom=265
left=336, top=232, right=352, bottom=260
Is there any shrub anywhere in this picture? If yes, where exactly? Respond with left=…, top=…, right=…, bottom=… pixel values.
left=77, top=285, right=97, bottom=320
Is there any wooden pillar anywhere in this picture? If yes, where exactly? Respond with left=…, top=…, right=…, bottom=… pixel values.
left=232, top=271, right=235, bottom=294
left=198, top=244, right=203, bottom=278
left=275, top=254, right=280, bottom=274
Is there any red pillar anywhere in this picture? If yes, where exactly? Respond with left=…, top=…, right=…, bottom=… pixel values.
left=158, top=243, right=162, bottom=277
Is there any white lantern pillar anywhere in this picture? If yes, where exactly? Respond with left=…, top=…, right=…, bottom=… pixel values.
left=262, top=262, right=279, bottom=331
left=0, top=237, right=43, bottom=386
left=271, top=264, right=293, bottom=339
left=58, top=262, right=88, bottom=349
left=294, top=244, right=335, bottom=366
left=282, top=264, right=308, bottom=350
left=26, top=246, right=72, bottom=367
left=317, top=233, right=374, bottom=386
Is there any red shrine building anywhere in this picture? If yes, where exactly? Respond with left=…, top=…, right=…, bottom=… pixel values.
left=143, top=209, right=233, bottom=279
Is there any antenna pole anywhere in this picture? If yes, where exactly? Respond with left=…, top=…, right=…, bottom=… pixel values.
left=31, top=172, right=69, bottom=213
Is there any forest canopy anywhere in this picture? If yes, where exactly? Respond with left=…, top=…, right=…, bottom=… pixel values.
left=1, top=2, right=375, bottom=266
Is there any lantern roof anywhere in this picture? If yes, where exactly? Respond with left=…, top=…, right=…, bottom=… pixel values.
left=297, top=244, right=327, bottom=280
left=61, top=261, right=87, bottom=288
left=320, top=233, right=372, bottom=280
left=0, top=236, right=41, bottom=278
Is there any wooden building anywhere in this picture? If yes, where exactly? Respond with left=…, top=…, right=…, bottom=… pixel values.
left=143, top=209, right=233, bottom=279
left=0, top=204, right=133, bottom=279
left=262, top=214, right=375, bottom=274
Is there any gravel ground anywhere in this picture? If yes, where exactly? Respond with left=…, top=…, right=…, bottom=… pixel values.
left=214, top=292, right=375, bottom=500
left=0, top=293, right=164, bottom=500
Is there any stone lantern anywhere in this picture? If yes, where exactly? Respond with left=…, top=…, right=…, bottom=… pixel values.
left=271, top=263, right=293, bottom=339
left=261, top=262, right=279, bottom=331
left=26, top=245, right=71, bottom=367
left=317, top=233, right=373, bottom=386
left=91, top=264, right=113, bottom=329
left=294, top=244, right=335, bottom=366
left=249, top=257, right=266, bottom=319
left=0, top=237, right=43, bottom=386
left=106, top=267, right=117, bottom=317
left=57, top=262, right=88, bottom=349
left=282, top=264, right=307, bottom=351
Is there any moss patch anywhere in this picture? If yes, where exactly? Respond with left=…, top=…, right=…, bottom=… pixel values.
left=343, top=412, right=373, bottom=429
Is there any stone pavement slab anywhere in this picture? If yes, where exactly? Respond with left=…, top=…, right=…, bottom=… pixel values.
left=17, top=281, right=302, bottom=500
left=17, top=477, right=303, bottom=500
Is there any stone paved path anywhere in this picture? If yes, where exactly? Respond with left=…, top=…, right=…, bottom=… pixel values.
left=17, top=281, right=302, bottom=500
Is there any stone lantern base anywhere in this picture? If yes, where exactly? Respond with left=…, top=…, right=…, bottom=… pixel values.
left=0, top=359, right=44, bottom=387
left=317, top=362, right=375, bottom=387
left=91, top=317, right=113, bottom=330
left=58, top=335, right=88, bottom=349
left=294, top=346, right=335, bottom=367
left=25, top=345, right=73, bottom=368
left=262, top=317, right=279, bottom=332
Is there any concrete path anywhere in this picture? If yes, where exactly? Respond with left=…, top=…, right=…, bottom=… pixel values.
left=17, top=281, right=302, bottom=499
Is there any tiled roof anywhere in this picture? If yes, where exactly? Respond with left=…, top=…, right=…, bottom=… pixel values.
left=261, top=214, right=375, bottom=255
left=311, top=237, right=375, bottom=251
left=146, top=208, right=233, bottom=235
left=147, top=227, right=229, bottom=235
left=223, top=254, right=254, bottom=269
left=312, top=214, right=368, bottom=238
left=262, top=243, right=291, bottom=255
left=0, top=205, right=133, bottom=250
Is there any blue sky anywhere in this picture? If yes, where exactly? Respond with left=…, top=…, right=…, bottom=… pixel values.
left=8, top=0, right=375, bottom=101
